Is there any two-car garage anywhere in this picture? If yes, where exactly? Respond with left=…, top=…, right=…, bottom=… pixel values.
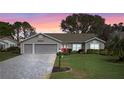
left=24, top=44, right=57, bottom=54
left=21, top=33, right=61, bottom=54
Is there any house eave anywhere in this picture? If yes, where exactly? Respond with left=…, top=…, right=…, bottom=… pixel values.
left=84, top=37, right=106, bottom=43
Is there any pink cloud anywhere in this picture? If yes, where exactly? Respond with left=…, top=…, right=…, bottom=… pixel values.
left=105, top=16, right=124, bottom=25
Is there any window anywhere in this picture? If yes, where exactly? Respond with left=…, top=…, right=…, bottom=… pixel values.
left=90, top=44, right=99, bottom=49
left=10, top=44, right=14, bottom=47
left=0, top=44, right=5, bottom=49
left=73, top=44, right=82, bottom=51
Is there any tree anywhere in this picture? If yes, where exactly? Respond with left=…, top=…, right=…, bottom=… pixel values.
left=13, top=22, right=22, bottom=46
left=98, top=24, right=113, bottom=41
left=13, top=21, right=36, bottom=46
left=22, top=22, right=34, bottom=39
left=61, top=13, right=105, bottom=34
left=107, top=35, right=124, bottom=61
left=30, top=27, right=37, bottom=36
left=0, top=22, right=15, bottom=37
left=112, top=22, right=124, bottom=33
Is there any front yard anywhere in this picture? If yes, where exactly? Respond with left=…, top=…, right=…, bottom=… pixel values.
left=50, top=54, right=124, bottom=79
left=0, top=52, right=19, bottom=62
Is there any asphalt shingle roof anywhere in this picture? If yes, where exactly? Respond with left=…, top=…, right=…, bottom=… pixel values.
left=46, top=33, right=96, bottom=43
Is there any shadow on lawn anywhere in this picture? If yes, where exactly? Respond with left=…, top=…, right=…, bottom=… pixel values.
left=103, top=56, right=124, bottom=64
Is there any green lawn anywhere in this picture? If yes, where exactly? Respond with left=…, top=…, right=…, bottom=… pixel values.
left=50, top=54, right=124, bottom=79
left=0, top=52, right=19, bottom=62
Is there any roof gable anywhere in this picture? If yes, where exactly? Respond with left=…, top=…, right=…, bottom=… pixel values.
left=85, top=37, right=106, bottom=43
left=0, top=39, right=8, bottom=44
left=21, top=33, right=62, bottom=43
left=0, top=36, right=16, bottom=43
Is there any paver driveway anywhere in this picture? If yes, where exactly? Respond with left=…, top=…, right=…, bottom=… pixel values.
left=0, top=54, right=56, bottom=79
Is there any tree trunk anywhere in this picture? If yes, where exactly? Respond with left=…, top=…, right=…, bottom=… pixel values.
left=23, top=28, right=26, bottom=39
left=17, top=29, right=20, bottom=47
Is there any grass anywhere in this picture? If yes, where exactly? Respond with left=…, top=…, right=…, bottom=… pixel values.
left=0, top=52, right=19, bottom=62
left=50, top=54, right=124, bottom=79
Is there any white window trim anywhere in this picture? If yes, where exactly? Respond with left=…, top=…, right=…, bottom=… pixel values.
left=90, top=43, right=100, bottom=49
left=72, top=44, right=82, bottom=51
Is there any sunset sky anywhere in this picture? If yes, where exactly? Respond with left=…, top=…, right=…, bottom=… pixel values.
left=0, top=13, right=124, bottom=33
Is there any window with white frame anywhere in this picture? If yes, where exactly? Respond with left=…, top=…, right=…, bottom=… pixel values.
left=10, top=44, right=15, bottom=47
left=90, top=43, right=99, bottom=49
left=72, top=44, right=82, bottom=51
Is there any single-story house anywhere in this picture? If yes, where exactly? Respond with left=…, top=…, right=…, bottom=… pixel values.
left=20, top=33, right=106, bottom=54
left=0, top=36, right=17, bottom=49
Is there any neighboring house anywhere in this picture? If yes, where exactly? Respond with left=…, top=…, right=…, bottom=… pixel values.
left=0, top=40, right=8, bottom=49
left=0, top=36, right=17, bottom=49
left=20, top=33, right=105, bottom=54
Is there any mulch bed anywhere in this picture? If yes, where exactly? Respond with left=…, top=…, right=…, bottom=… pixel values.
left=52, top=67, right=71, bottom=73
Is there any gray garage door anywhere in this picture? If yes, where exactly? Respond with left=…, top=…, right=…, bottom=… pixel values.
left=35, top=44, right=57, bottom=54
left=24, top=44, right=33, bottom=54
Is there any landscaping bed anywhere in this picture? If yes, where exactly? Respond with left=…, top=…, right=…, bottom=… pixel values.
left=52, top=67, right=71, bottom=73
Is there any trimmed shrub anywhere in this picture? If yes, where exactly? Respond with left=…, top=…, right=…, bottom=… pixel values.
left=70, top=51, right=77, bottom=54
left=0, top=49, right=7, bottom=52
left=78, top=49, right=85, bottom=54
left=99, top=49, right=110, bottom=55
left=6, top=47, right=20, bottom=54
left=87, top=49, right=100, bottom=54
left=68, top=48, right=72, bottom=54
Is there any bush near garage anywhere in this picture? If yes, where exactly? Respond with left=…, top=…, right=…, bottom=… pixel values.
left=5, top=47, right=20, bottom=54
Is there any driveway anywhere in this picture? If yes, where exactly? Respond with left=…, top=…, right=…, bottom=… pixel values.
left=0, top=54, right=56, bottom=79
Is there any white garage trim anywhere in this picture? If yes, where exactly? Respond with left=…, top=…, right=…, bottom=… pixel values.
left=32, top=43, right=35, bottom=54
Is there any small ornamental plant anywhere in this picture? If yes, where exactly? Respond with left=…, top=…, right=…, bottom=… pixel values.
left=61, top=48, right=69, bottom=55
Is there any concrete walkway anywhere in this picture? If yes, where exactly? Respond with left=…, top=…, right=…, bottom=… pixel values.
left=0, top=54, right=56, bottom=79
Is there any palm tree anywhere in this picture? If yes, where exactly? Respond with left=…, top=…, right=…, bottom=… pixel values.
left=108, top=35, right=124, bottom=61
left=113, top=38, right=124, bottom=61
left=13, top=22, right=22, bottom=46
